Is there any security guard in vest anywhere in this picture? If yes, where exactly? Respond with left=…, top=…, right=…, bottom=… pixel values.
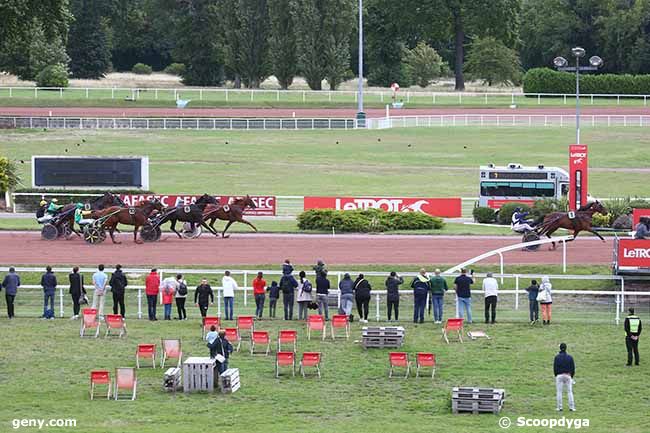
left=624, top=308, right=642, bottom=366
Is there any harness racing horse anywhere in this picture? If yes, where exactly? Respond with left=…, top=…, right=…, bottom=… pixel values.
left=536, top=201, right=607, bottom=249
left=202, top=195, right=258, bottom=238
left=157, top=194, right=220, bottom=239
left=91, top=199, right=164, bottom=244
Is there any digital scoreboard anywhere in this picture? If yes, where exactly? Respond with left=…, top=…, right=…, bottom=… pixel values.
left=32, top=156, right=149, bottom=189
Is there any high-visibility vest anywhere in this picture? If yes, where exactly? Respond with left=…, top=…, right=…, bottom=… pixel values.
left=628, top=315, right=641, bottom=333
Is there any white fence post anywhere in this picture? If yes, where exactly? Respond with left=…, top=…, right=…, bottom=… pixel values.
left=59, top=287, right=64, bottom=318
left=138, top=287, right=142, bottom=319
left=514, top=275, right=519, bottom=310
left=375, top=294, right=380, bottom=322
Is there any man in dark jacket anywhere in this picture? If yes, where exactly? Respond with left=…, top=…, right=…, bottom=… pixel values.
left=280, top=272, right=298, bottom=320
left=410, top=268, right=431, bottom=324
left=207, top=329, right=234, bottom=374
left=315, top=270, right=330, bottom=320
left=353, top=274, right=372, bottom=323
left=624, top=308, right=642, bottom=366
left=40, top=266, right=57, bottom=319
left=385, top=272, right=403, bottom=322
left=2, top=267, right=20, bottom=319
left=109, top=264, right=128, bottom=317
left=194, top=279, right=214, bottom=318
left=313, top=259, right=327, bottom=278
left=338, top=273, right=355, bottom=320
left=554, top=343, right=576, bottom=411
left=68, top=267, right=85, bottom=319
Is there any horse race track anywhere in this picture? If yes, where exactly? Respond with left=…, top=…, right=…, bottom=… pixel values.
left=1, top=232, right=610, bottom=266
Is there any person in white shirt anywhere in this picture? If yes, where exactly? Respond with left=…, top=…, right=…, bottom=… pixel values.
left=91, top=264, right=108, bottom=319
left=482, top=272, right=499, bottom=324
left=222, top=271, right=238, bottom=320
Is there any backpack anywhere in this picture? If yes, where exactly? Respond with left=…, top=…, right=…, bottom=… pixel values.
left=177, top=281, right=188, bottom=296
left=302, top=280, right=312, bottom=293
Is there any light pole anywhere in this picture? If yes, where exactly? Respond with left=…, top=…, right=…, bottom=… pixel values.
left=356, top=0, right=365, bottom=127
left=553, top=48, right=603, bottom=144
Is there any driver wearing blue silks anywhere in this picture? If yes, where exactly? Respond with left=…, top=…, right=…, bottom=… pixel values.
left=511, top=207, right=535, bottom=233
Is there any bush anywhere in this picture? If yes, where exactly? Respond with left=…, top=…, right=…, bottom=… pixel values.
left=523, top=67, right=650, bottom=95
left=132, top=63, right=153, bottom=75
left=163, top=63, right=186, bottom=76
left=629, top=199, right=650, bottom=209
left=472, top=207, right=496, bottom=223
left=611, top=214, right=632, bottom=230
left=591, top=212, right=611, bottom=228
left=604, top=197, right=631, bottom=223
left=531, top=198, right=568, bottom=221
left=297, top=209, right=444, bottom=232
left=497, top=202, right=531, bottom=225
left=36, top=63, right=69, bottom=87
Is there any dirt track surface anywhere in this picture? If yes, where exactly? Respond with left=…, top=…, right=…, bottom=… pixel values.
left=0, top=106, right=648, bottom=118
left=1, top=232, right=612, bottom=267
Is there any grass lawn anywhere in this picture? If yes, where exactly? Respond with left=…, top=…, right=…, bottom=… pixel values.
left=3, top=127, right=650, bottom=198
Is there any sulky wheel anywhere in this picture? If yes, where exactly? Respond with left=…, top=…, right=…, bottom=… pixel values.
left=41, top=224, right=59, bottom=241
left=140, top=223, right=160, bottom=242
left=83, top=226, right=106, bottom=244
left=522, top=231, right=541, bottom=251
left=59, top=222, right=73, bottom=239
left=182, top=222, right=202, bottom=239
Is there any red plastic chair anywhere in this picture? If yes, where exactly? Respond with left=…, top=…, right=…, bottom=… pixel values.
left=80, top=308, right=100, bottom=338
left=300, top=352, right=322, bottom=378
left=105, top=314, right=127, bottom=338
left=237, top=315, right=255, bottom=339
left=224, top=327, right=241, bottom=352
left=136, top=344, right=156, bottom=368
left=416, top=353, right=436, bottom=378
left=89, top=370, right=111, bottom=400
left=330, top=314, right=350, bottom=340
left=278, top=330, right=298, bottom=353
left=250, top=331, right=270, bottom=356
left=388, top=352, right=411, bottom=378
left=161, top=339, right=182, bottom=368
left=202, top=317, right=221, bottom=339
left=114, top=367, right=137, bottom=400
left=442, top=318, right=464, bottom=344
left=307, top=315, right=326, bottom=340
left=276, top=351, right=295, bottom=377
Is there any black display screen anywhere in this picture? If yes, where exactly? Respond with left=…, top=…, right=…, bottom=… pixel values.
left=34, top=158, right=142, bottom=187
left=488, top=171, right=548, bottom=180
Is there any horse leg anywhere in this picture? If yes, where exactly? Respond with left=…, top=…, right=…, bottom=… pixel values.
left=587, top=229, right=606, bottom=242
left=222, top=221, right=235, bottom=238
left=134, top=225, right=143, bottom=244
left=201, top=220, right=218, bottom=236
left=170, top=219, right=182, bottom=239
left=209, top=217, right=218, bottom=234
left=109, top=224, right=121, bottom=244
left=240, top=218, right=258, bottom=232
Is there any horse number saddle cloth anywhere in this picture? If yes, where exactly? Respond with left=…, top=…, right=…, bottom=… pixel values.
left=568, top=211, right=576, bottom=219
left=223, top=204, right=230, bottom=212
left=128, top=207, right=137, bottom=215
left=183, top=205, right=191, bottom=213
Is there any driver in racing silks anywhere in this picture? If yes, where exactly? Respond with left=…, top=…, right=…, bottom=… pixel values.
left=511, top=207, right=536, bottom=233
left=36, top=199, right=62, bottom=223
left=46, top=198, right=63, bottom=215
left=74, top=203, right=95, bottom=228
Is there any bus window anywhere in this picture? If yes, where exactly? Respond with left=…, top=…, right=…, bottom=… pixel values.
left=560, top=183, right=569, bottom=196
left=480, top=181, right=555, bottom=198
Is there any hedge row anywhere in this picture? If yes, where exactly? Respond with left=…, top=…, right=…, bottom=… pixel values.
left=523, top=68, right=650, bottom=95
left=297, top=209, right=444, bottom=232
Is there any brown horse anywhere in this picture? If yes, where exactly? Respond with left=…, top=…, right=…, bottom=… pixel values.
left=202, top=195, right=258, bottom=238
left=536, top=201, right=607, bottom=249
left=91, top=199, right=163, bottom=244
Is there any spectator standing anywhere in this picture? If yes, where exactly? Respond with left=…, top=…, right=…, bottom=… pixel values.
left=222, top=271, right=238, bottom=320
left=252, top=272, right=266, bottom=319
left=109, top=264, right=128, bottom=318
left=338, top=273, right=355, bottom=321
left=267, top=281, right=280, bottom=318
left=194, top=278, right=214, bottom=318
left=482, top=272, right=499, bottom=324
left=2, top=267, right=20, bottom=319
left=160, top=275, right=177, bottom=320
left=554, top=343, right=576, bottom=412
left=316, top=270, right=330, bottom=320
left=624, top=308, right=642, bottom=366
left=385, top=272, right=403, bottom=322
left=429, top=269, right=448, bottom=324
left=175, top=274, right=188, bottom=320
left=40, top=266, right=57, bottom=319
left=525, top=279, right=540, bottom=325
left=91, top=264, right=108, bottom=319
left=68, top=267, right=85, bottom=319
left=280, top=267, right=298, bottom=320
left=207, top=329, right=234, bottom=374
left=454, top=269, right=474, bottom=323
left=297, top=271, right=313, bottom=320
left=634, top=217, right=650, bottom=239
left=411, top=268, right=430, bottom=324
left=354, top=274, right=372, bottom=323
left=539, top=276, right=553, bottom=325
left=145, top=269, right=160, bottom=321
left=313, top=259, right=327, bottom=278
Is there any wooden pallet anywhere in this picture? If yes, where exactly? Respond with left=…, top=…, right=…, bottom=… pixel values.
left=362, top=336, right=404, bottom=349
left=452, top=399, right=503, bottom=414
left=219, top=368, right=240, bottom=394
left=362, top=326, right=405, bottom=337
left=183, top=357, right=217, bottom=393
left=163, top=367, right=181, bottom=392
left=451, top=387, right=505, bottom=414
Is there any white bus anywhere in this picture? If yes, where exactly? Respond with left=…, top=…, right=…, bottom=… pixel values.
left=478, top=163, right=569, bottom=209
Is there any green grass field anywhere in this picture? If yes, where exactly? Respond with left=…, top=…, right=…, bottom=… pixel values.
left=3, top=127, right=649, bottom=198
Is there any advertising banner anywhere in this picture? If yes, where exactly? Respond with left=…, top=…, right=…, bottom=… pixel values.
left=120, top=194, right=276, bottom=216
left=569, top=144, right=588, bottom=211
left=303, top=196, right=461, bottom=217
left=617, top=239, right=650, bottom=268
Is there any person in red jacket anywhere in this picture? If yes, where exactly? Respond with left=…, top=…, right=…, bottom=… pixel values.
left=145, top=268, right=160, bottom=321
left=253, top=271, right=267, bottom=319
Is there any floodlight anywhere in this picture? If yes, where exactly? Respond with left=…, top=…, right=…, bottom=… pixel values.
left=589, top=56, right=603, bottom=67
left=553, top=57, right=568, bottom=68
left=571, top=47, right=586, bottom=58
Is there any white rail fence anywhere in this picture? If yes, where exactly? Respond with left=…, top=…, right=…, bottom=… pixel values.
left=2, top=87, right=650, bottom=105
left=2, top=267, right=648, bottom=325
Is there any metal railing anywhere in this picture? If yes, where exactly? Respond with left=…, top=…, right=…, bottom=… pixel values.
left=2, top=266, right=648, bottom=325
left=2, top=86, right=650, bottom=106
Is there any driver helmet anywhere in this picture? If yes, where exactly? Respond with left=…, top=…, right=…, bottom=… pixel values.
left=75, top=202, right=84, bottom=209
left=39, top=200, right=47, bottom=206
left=514, top=207, right=522, bottom=213
left=51, top=198, right=58, bottom=203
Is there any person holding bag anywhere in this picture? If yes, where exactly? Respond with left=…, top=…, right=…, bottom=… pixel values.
left=175, top=274, right=188, bottom=320
left=297, top=271, right=313, bottom=320
left=538, top=276, right=553, bottom=325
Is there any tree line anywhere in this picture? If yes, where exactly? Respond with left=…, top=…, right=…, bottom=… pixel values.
left=2, top=0, right=650, bottom=90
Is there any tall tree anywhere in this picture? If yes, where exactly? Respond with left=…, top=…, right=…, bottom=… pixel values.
left=322, top=0, right=355, bottom=90
left=268, top=0, right=296, bottom=89
left=68, top=0, right=112, bottom=78
left=465, top=36, right=521, bottom=85
left=290, top=0, right=324, bottom=89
